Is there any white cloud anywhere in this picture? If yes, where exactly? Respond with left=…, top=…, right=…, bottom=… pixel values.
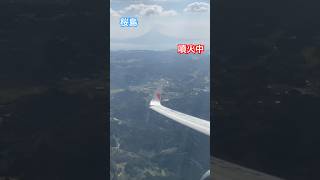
left=148, top=0, right=169, bottom=1
left=110, top=2, right=210, bottom=50
left=110, top=8, right=121, bottom=17
left=184, top=2, right=209, bottom=13
left=113, top=3, right=177, bottom=17
left=112, top=0, right=168, bottom=2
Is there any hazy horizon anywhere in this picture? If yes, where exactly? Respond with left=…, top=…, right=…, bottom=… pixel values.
left=110, top=0, right=210, bottom=51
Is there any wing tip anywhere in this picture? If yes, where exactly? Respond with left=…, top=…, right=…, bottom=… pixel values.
left=150, top=89, right=161, bottom=106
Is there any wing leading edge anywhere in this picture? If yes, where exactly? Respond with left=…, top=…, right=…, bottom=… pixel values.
left=149, top=90, right=210, bottom=136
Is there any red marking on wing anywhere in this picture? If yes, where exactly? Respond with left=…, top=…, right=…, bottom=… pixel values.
left=156, top=92, right=161, bottom=101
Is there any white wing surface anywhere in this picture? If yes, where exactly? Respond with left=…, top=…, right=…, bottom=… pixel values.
left=149, top=90, right=284, bottom=180
left=149, top=90, right=210, bottom=136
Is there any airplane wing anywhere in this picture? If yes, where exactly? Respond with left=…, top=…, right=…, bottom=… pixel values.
left=149, top=90, right=210, bottom=136
left=212, top=158, right=284, bottom=180
left=149, top=90, right=284, bottom=180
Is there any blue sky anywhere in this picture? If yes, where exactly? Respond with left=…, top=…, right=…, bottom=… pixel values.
left=110, top=0, right=210, bottom=50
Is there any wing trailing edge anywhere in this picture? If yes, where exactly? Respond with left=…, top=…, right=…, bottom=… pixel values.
left=149, top=90, right=210, bottom=136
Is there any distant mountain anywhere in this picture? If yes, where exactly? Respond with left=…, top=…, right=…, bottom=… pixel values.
left=112, top=30, right=178, bottom=44
left=111, top=30, right=207, bottom=50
